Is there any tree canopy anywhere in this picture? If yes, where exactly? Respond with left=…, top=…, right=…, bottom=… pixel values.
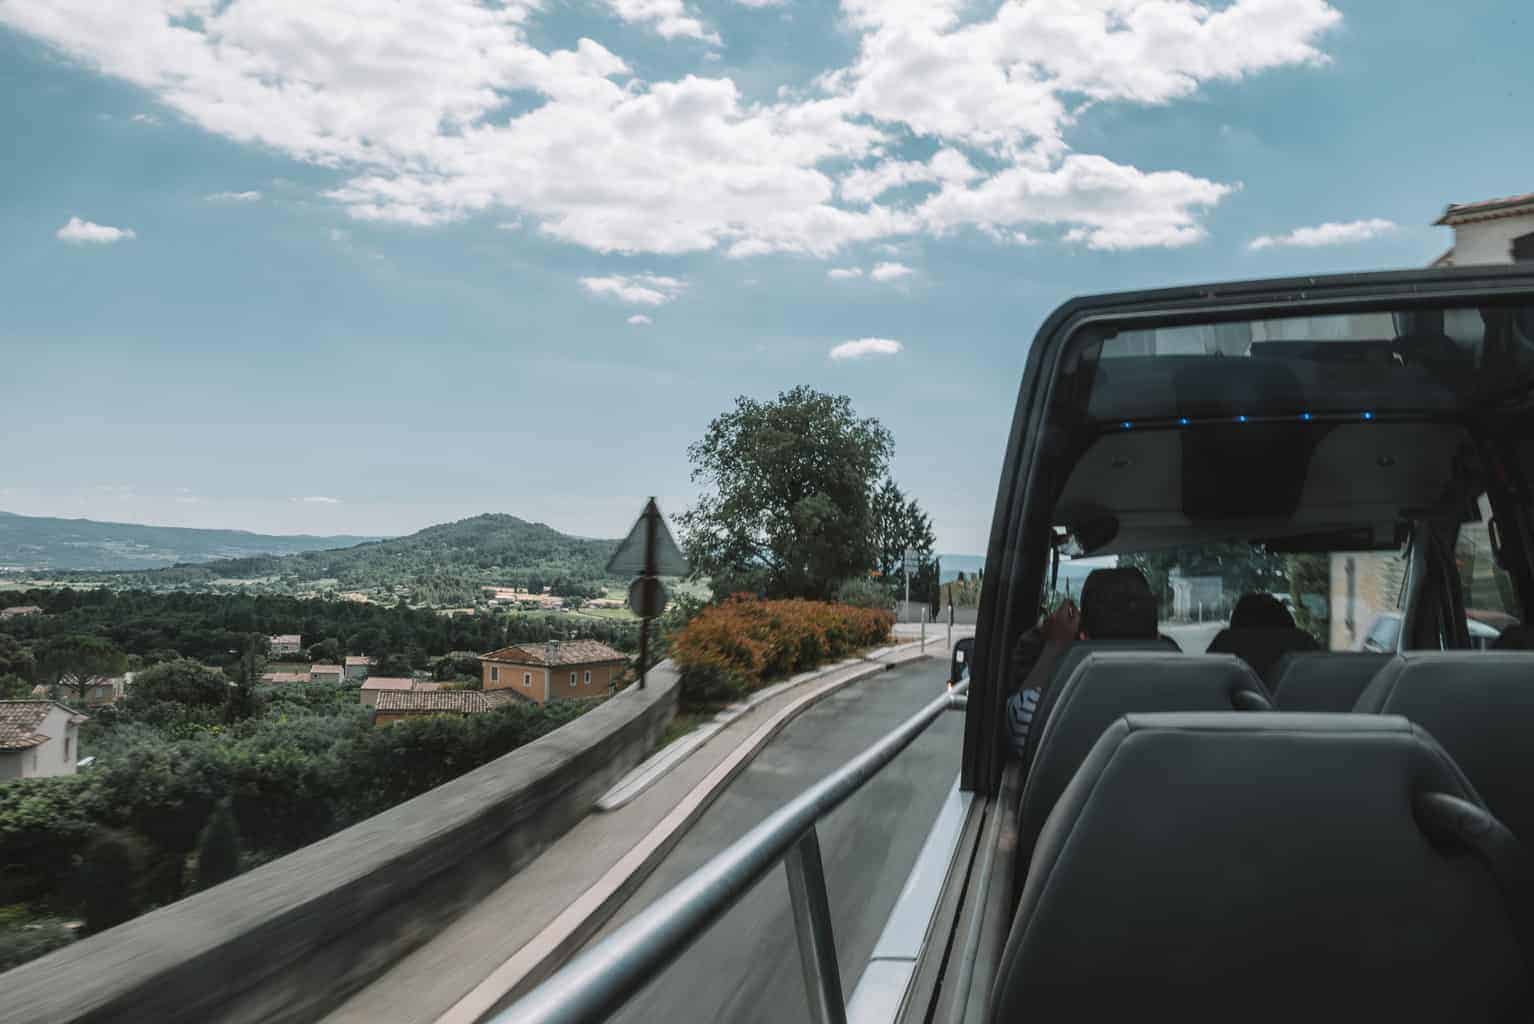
left=680, top=387, right=894, bottom=600
left=35, top=635, right=126, bottom=704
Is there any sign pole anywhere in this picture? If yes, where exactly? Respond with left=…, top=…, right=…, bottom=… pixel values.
left=638, top=500, right=659, bottom=690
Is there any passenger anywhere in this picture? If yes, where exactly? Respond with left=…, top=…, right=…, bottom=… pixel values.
left=1228, top=592, right=1296, bottom=629
left=1006, top=567, right=1160, bottom=759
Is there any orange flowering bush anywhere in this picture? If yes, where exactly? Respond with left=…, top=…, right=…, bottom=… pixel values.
left=672, top=595, right=895, bottom=706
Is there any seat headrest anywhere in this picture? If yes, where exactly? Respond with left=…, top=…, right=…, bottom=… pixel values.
left=1205, top=626, right=1320, bottom=683
left=1354, top=651, right=1534, bottom=844
left=1269, top=651, right=1391, bottom=712
left=1080, top=567, right=1157, bottom=639
left=1230, top=592, right=1296, bottom=629
left=1016, top=653, right=1271, bottom=887
left=993, top=712, right=1527, bottom=1020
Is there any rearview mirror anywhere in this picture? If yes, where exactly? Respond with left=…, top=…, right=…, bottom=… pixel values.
left=950, top=636, right=974, bottom=685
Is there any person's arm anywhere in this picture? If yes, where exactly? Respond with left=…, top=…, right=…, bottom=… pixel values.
left=1006, top=601, right=1079, bottom=758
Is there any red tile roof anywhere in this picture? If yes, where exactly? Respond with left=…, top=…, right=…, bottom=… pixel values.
left=1436, top=192, right=1534, bottom=225
left=481, top=640, right=627, bottom=667
left=360, top=676, right=415, bottom=691
left=0, top=700, right=86, bottom=751
left=344, top=655, right=374, bottom=667
left=373, top=687, right=532, bottom=714
left=260, top=672, right=311, bottom=685
left=310, top=663, right=343, bottom=674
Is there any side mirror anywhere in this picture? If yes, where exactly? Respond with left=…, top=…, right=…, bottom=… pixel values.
left=950, top=636, right=974, bottom=685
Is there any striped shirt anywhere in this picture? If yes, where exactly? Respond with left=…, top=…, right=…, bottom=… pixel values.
left=1007, top=687, right=1040, bottom=759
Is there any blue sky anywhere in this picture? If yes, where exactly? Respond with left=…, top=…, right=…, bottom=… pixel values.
left=2, top=0, right=1530, bottom=553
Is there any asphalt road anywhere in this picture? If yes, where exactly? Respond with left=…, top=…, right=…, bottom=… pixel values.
left=587, top=657, right=964, bottom=1024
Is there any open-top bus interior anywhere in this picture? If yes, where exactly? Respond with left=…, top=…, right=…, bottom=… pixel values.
left=949, top=269, right=1534, bottom=1021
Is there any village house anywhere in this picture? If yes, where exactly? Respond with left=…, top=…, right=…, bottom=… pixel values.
left=266, top=634, right=302, bottom=655
left=478, top=639, right=627, bottom=705
left=309, top=663, right=344, bottom=684
left=80, top=672, right=134, bottom=707
left=0, top=700, right=88, bottom=779
left=1433, top=192, right=1534, bottom=267
left=260, top=671, right=313, bottom=686
left=0, top=605, right=43, bottom=620
left=358, top=677, right=441, bottom=707
left=372, top=687, right=522, bottom=725
left=344, top=655, right=374, bottom=681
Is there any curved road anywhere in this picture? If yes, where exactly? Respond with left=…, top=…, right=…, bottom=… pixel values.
left=583, top=658, right=963, bottom=1024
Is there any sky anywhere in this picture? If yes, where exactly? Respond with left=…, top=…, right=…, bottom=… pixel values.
left=1, top=0, right=1530, bottom=554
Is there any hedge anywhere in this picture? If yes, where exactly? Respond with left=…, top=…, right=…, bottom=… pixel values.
left=671, top=596, right=893, bottom=705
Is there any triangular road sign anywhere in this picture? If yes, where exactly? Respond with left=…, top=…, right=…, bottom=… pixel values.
left=606, top=498, right=689, bottom=577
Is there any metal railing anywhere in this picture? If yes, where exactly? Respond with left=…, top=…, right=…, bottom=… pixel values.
left=493, top=681, right=971, bottom=1024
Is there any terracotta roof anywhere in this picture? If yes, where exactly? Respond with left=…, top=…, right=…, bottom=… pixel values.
left=373, top=687, right=532, bottom=714
left=260, top=672, right=311, bottom=685
left=344, top=655, right=374, bottom=666
left=481, top=640, right=627, bottom=667
left=268, top=634, right=301, bottom=644
left=1436, top=191, right=1534, bottom=225
left=0, top=700, right=86, bottom=751
left=0, top=605, right=42, bottom=618
left=360, top=677, right=415, bottom=691
left=310, top=663, right=343, bottom=674
left=374, top=690, right=484, bottom=713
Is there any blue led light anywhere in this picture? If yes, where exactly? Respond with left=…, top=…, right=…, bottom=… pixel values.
left=1301, top=412, right=1313, bottom=422
left=1237, top=415, right=1248, bottom=424
left=1178, top=417, right=1190, bottom=427
left=1121, top=420, right=1134, bottom=430
left=1362, top=411, right=1374, bottom=421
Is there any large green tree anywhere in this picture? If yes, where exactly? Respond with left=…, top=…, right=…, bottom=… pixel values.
left=125, top=658, right=229, bottom=712
left=35, top=635, right=127, bottom=705
left=680, top=387, right=894, bottom=599
left=0, top=634, right=36, bottom=683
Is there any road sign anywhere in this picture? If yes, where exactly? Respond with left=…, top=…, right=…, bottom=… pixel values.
left=904, top=547, right=917, bottom=567
left=628, top=576, right=667, bottom=618
left=607, top=499, right=689, bottom=577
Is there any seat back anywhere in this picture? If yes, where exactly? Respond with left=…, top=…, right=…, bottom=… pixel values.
left=1016, top=652, right=1271, bottom=878
left=1269, top=651, right=1390, bottom=711
left=1206, top=626, right=1320, bottom=681
left=1354, top=652, right=1534, bottom=845
left=993, top=713, right=1531, bottom=1021
left=1493, top=623, right=1534, bottom=650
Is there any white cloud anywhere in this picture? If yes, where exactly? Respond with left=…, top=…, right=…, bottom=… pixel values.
left=56, top=216, right=135, bottom=245
left=830, top=337, right=903, bottom=360
left=497, top=219, right=523, bottom=231
left=1249, top=218, right=1398, bottom=250
left=581, top=274, right=687, bottom=306
left=297, top=496, right=341, bottom=504
left=735, top=0, right=785, bottom=6
left=130, top=112, right=159, bottom=125
left=606, top=0, right=719, bottom=42
left=827, top=267, right=863, bottom=280
left=3, top=1, right=1340, bottom=257
left=869, top=261, right=914, bottom=281
left=627, top=314, right=653, bottom=325
left=206, top=190, right=262, bottom=202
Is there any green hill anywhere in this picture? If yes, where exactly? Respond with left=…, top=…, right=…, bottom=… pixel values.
left=0, top=510, right=377, bottom=571
left=119, top=514, right=620, bottom=602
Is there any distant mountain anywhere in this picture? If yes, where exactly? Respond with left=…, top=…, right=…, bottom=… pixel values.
left=0, top=511, right=379, bottom=572
left=122, top=513, right=620, bottom=597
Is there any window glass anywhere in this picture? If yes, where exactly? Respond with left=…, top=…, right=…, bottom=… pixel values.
left=523, top=672, right=531, bottom=687
left=570, top=672, right=577, bottom=687
left=490, top=667, right=498, bottom=682
left=1054, top=540, right=1409, bottom=653
left=1457, top=494, right=1520, bottom=648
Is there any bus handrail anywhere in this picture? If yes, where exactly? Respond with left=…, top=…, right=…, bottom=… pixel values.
left=492, top=680, right=971, bottom=1024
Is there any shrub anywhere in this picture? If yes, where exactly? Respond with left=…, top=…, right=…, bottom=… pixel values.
left=79, top=829, right=148, bottom=935
left=670, top=596, right=893, bottom=700
left=835, top=577, right=894, bottom=610
left=195, top=800, right=242, bottom=891
left=0, top=776, right=98, bottom=908
left=0, top=906, right=75, bottom=971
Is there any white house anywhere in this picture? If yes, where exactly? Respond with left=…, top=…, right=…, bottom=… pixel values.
left=267, top=634, right=303, bottom=655
left=1434, top=192, right=1534, bottom=267
left=0, top=700, right=89, bottom=780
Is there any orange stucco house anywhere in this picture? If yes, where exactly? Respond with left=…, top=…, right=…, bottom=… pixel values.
left=479, top=640, right=627, bottom=704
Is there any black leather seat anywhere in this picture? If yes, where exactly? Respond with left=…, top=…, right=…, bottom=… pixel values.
left=1493, top=623, right=1534, bottom=650
left=1015, top=653, right=1271, bottom=881
left=993, top=712, right=1532, bottom=1021
left=1268, top=651, right=1390, bottom=711
left=1354, top=652, right=1534, bottom=845
left=1205, top=592, right=1319, bottom=680
left=1037, top=636, right=1179, bottom=698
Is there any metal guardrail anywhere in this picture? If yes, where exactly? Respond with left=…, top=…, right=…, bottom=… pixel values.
left=493, top=681, right=971, bottom=1024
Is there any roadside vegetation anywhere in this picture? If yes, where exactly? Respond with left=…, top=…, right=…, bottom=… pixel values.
left=0, top=653, right=594, bottom=969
